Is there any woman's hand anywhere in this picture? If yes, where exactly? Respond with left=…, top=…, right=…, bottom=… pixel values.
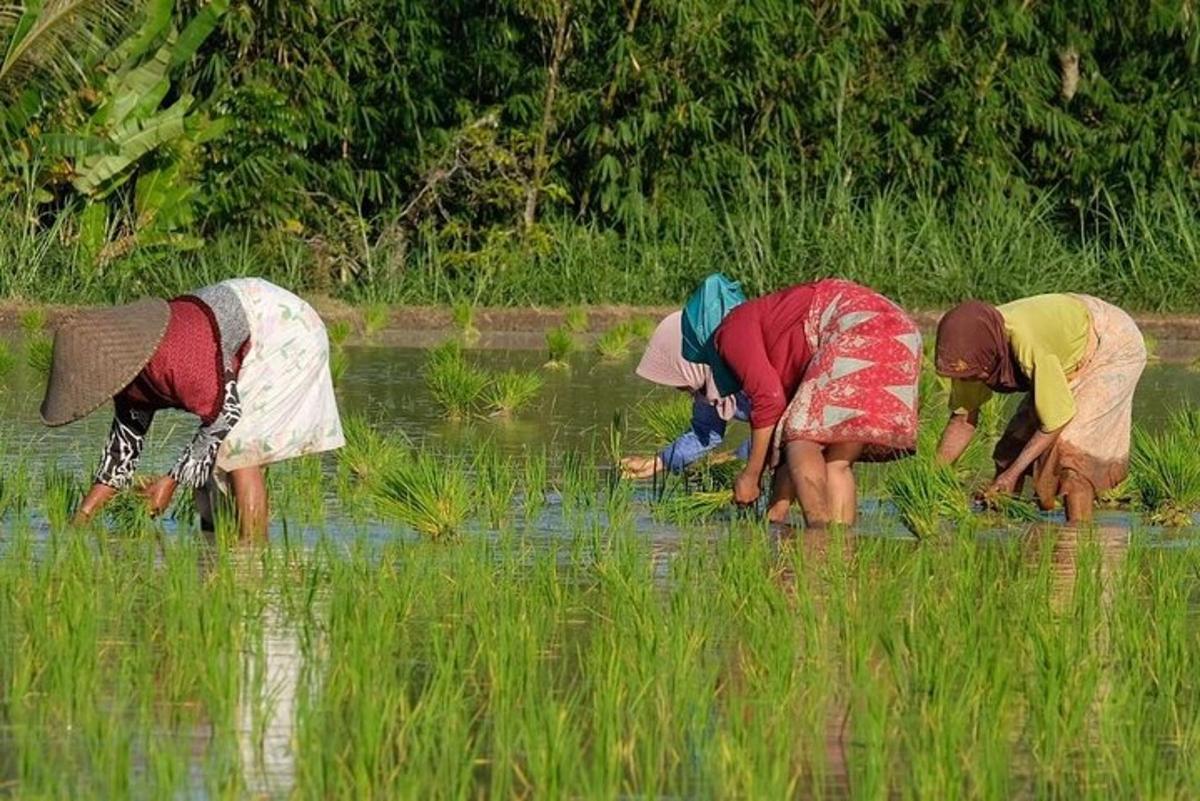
left=985, top=471, right=1019, bottom=498
left=619, top=455, right=664, bottom=479
left=733, top=469, right=761, bottom=506
left=137, top=475, right=179, bottom=517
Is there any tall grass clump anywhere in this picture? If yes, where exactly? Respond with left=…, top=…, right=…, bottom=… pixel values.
left=361, top=303, right=389, bottom=338
left=0, top=340, right=15, bottom=378
left=544, top=326, right=576, bottom=369
left=424, top=341, right=490, bottom=419
left=19, top=307, right=45, bottom=336
left=596, top=324, right=636, bottom=360
left=327, top=319, right=352, bottom=348
left=376, top=449, right=472, bottom=539
left=486, top=370, right=543, bottom=417
left=1130, top=424, right=1200, bottom=527
left=26, top=335, right=53, bottom=378
left=452, top=299, right=480, bottom=343
left=884, top=454, right=973, bottom=539
left=564, top=307, right=589, bottom=333
left=337, top=414, right=406, bottom=486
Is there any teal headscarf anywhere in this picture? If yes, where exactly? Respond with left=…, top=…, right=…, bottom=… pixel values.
left=681, top=273, right=745, bottom=396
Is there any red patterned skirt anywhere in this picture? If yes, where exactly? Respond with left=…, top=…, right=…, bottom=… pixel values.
left=778, top=280, right=920, bottom=461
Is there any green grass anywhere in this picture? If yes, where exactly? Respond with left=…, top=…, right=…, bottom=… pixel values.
left=626, top=316, right=657, bottom=340
left=0, top=484, right=1197, bottom=796
left=375, top=448, right=471, bottom=538
left=452, top=299, right=480, bottom=343
left=26, top=334, right=53, bottom=378
left=544, top=326, right=576, bottom=369
left=486, top=369, right=543, bottom=417
left=423, top=341, right=491, bottom=419
left=19, top=307, right=45, bottom=336
left=327, top=319, right=352, bottom=348
left=329, top=345, right=349, bottom=384
left=884, top=452, right=973, bottom=539
left=1131, top=420, right=1200, bottom=527
left=361, top=303, right=389, bottom=337
left=564, top=307, right=589, bottom=333
left=596, top=324, right=636, bottom=360
left=634, top=394, right=694, bottom=447
left=0, top=339, right=15, bottom=378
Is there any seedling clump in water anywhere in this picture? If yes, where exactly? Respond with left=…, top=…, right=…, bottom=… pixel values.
left=424, top=341, right=490, bottom=419
left=544, top=326, right=576, bottom=369
left=487, top=370, right=543, bottom=417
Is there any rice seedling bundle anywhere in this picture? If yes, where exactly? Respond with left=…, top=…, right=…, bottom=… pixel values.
left=1131, top=426, right=1200, bottom=527
left=885, top=455, right=973, bottom=539
left=634, top=394, right=693, bottom=447
left=424, top=341, right=490, bottom=419
left=19, top=307, right=46, bottom=336
left=26, top=335, right=53, bottom=378
left=338, top=415, right=407, bottom=486
left=0, top=340, right=15, bottom=378
left=452, top=299, right=480, bottom=342
left=486, top=370, right=543, bottom=416
left=564, top=307, right=589, bottom=333
left=626, top=317, right=656, bottom=340
left=362, top=303, right=389, bottom=337
left=327, top=319, right=353, bottom=347
left=596, top=325, right=636, bottom=360
left=375, top=449, right=472, bottom=539
left=544, top=326, right=576, bottom=368
left=651, top=489, right=730, bottom=524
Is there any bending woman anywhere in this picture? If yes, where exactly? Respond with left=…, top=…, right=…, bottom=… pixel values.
left=620, top=311, right=752, bottom=471
left=40, top=278, right=345, bottom=539
left=682, top=276, right=920, bottom=527
left=934, top=294, right=1146, bottom=523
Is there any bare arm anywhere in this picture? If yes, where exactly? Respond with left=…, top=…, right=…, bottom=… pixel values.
left=991, top=426, right=1064, bottom=493
left=936, top=410, right=979, bottom=465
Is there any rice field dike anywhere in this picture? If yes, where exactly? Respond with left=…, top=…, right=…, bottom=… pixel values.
left=2, top=316, right=1200, bottom=798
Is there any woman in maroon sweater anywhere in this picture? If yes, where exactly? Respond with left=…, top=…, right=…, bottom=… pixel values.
left=682, top=275, right=920, bottom=527
left=41, top=278, right=344, bottom=539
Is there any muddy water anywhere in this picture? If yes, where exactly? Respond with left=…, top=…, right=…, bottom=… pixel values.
left=2, top=343, right=1199, bottom=798
left=2, top=343, right=1199, bottom=503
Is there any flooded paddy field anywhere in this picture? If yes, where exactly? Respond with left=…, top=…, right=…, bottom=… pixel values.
left=1, top=336, right=1200, bottom=798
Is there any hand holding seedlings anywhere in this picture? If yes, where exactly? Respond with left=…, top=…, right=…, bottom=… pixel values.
left=137, top=475, right=179, bottom=516
left=733, top=469, right=761, bottom=506
left=619, top=455, right=663, bottom=479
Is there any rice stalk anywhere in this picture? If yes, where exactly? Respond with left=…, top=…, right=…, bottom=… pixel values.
left=19, top=307, right=45, bottom=336
left=651, top=490, right=730, bottom=524
left=26, top=334, right=52, bottom=378
left=634, top=394, right=693, bottom=447
left=362, top=303, right=389, bottom=338
left=564, top=307, right=589, bottom=333
left=1130, top=425, right=1200, bottom=527
left=424, top=341, right=490, bottom=419
left=376, top=449, right=471, bottom=539
left=544, top=326, right=576, bottom=369
left=596, top=325, right=636, bottom=360
left=885, top=455, right=972, bottom=539
left=486, top=370, right=543, bottom=417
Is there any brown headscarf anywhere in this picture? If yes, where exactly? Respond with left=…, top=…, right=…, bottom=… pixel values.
left=934, top=300, right=1029, bottom=393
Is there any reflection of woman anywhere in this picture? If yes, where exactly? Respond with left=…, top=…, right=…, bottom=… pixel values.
left=683, top=275, right=921, bottom=528
left=934, top=294, right=1146, bottom=523
left=619, top=312, right=752, bottom=474
left=40, top=278, right=345, bottom=538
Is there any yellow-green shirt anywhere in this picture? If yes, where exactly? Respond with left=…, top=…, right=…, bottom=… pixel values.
left=948, top=294, right=1092, bottom=431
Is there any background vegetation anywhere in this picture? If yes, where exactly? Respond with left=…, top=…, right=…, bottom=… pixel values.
left=3, top=0, right=1200, bottom=309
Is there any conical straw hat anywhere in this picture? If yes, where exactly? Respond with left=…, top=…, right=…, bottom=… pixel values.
left=40, top=298, right=171, bottom=426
